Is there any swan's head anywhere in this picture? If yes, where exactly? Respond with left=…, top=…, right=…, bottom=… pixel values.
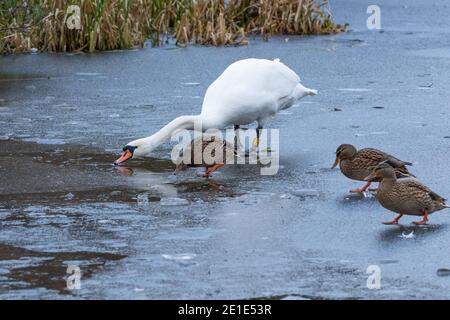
left=114, top=145, right=138, bottom=166
left=114, top=137, right=154, bottom=165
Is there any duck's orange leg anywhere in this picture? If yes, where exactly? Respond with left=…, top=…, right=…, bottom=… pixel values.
left=383, top=214, right=403, bottom=225
left=203, top=163, right=225, bottom=178
left=413, top=210, right=429, bottom=225
left=350, top=182, right=372, bottom=193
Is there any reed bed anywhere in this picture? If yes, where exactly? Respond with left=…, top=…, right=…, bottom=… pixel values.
left=0, top=0, right=345, bottom=54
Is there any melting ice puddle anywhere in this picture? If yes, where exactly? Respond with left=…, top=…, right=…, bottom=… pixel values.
left=337, top=88, right=372, bottom=92
left=159, top=197, right=189, bottom=206
left=400, top=231, right=415, bottom=239
left=0, top=134, right=11, bottom=140
left=370, top=131, right=389, bottom=135
left=162, top=253, right=197, bottom=261
left=23, top=137, right=66, bottom=144
left=75, top=72, right=101, bottom=76
left=98, top=220, right=112, bottom=224
left=291, top=189, right=320, bottom=198
left=412, top=47, right=450, bottom=59
left=355, top=131, right=388, bottom=137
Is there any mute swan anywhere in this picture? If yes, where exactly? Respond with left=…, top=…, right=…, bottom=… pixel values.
left=115, top=58, right=317, bottom=165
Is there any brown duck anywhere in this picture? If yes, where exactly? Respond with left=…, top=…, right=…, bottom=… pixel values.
left=332, top=144, right=413, bottom=193
left=365, top=163, right=449, bottom=225
left=175, top=135, right=236, bottom=177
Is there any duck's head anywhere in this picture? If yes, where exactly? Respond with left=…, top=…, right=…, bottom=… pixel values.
left=331, top=144, right=357, bottom=169
left=364, top=162, right=396, bottom=181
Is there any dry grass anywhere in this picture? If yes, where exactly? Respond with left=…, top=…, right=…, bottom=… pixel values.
left=1, top=0, right=346, bottom=54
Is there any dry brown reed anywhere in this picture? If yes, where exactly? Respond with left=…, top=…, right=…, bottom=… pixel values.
left=0, top=0, right=346, bottom=54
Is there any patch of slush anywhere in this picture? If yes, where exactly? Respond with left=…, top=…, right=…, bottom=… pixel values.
left=162, top=253, right=197, bottom=261
left=337, top=88, right=372, bottom=92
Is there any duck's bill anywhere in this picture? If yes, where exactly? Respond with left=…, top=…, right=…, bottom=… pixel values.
left=331, top=156, right=339, bottom=169
left=364, top=172, right=378, bottom=181
left=114, top=150, right=132, bottom=166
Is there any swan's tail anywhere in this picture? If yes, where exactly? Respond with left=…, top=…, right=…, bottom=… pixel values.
left=295, top=83, right=318, bottom=99
left=307, top=88, right=318, bottom=96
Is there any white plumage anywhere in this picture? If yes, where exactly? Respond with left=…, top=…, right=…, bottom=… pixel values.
left=201, top=58, right=317, bottom=128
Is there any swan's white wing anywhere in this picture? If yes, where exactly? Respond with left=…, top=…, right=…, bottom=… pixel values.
left=201, top=58, right=302, bottom=126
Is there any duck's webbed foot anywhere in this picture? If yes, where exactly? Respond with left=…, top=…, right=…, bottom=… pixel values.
left=382, top=214, right=403, bottom=225
left=350, top=182, right=372, bottom=193
left=203, top=163, right=225, bottom=178
left=413, top=210, right=429, bottom=225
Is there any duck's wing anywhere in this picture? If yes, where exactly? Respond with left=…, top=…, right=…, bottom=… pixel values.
left=353, top=148, right=388, bottom=170
left=398, top=180, right=446, bottom=203
left=358, top=148, right=414, bottom=177
left=384, top=154, right=413, bottom=168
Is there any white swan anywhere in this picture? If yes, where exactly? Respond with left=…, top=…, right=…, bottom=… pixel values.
left=115, top=58, right=317, bottom=165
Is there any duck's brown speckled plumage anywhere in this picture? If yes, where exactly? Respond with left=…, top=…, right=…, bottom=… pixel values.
left=377, top=179, right=447, bottom=216
left=367, top=163, right=449, bottom=224
left=176, top=135, right=235, bottom=175
left=336, top=145, right=413, bottom=182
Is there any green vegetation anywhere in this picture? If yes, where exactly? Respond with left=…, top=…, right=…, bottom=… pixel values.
left=0, top=0, right=346, bottom=54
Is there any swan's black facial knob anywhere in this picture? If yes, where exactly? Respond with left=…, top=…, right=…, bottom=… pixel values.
left=122, top=145, right=137, bottom=153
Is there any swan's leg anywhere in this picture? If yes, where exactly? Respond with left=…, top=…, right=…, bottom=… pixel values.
left=250, top=126, right=262, bottom=155
left=252, top=126, right=263, bottom=148
left=252, top=125, right=274, bottom=156
left=234, top=125, right=242, bottom=150
left=234, top=125, right=249, bottom=157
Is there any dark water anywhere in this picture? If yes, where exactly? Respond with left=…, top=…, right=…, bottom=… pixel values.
left=1, top=0, right=450, bottom=299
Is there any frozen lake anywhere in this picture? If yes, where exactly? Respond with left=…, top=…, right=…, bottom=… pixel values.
left=1, top=0, right=450, bottom=299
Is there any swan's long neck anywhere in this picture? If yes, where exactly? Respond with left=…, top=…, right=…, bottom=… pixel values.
left=129, top=115, right=202, bottom=156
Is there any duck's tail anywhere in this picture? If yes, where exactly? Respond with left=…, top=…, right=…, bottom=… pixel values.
left=395, top=167, right=416, bottom=179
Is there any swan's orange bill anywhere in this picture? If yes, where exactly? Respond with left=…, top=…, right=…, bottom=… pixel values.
left=114, top=150, right=132, bottom=165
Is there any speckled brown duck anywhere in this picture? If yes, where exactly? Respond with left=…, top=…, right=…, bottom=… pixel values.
left=175, top=135, right=236, bottom=177
left=332, top=144, right=413, bottom=193
left=365, top=162, right=449, bottom=225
